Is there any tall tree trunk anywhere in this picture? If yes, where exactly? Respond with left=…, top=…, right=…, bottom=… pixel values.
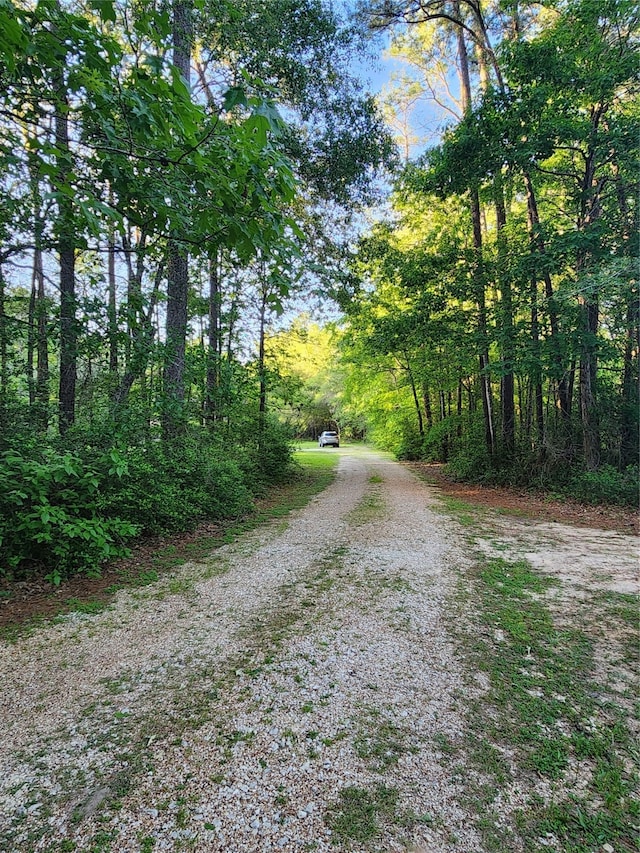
left=205, top=250, right=221, bottom=426
left=530, top=272, right=544, bottom=448
left=439, top=389, right=448, bottom=461
left=55, top=80, right=76, bottom=435
left=567, top=359, right=576, bottom=422
left=0, top=265, right=8, bottom=433
left=523, top=172, right=570, bottom=423
left=422, top=379, right=433, bottom=430
left=58, top=242, right=76, bottom=434
left=27, top=232, right=50, bottom=435
left=620, top=287, right=639, bottom=467
left=163, top=243, right=189, bottom=435
left=471, top=190, right=495, bottom=456
left=163, top=0, right=192, bottom=437
left=494, top=176, right=515, bottom=457
left=27, top=274, right=36, bottom=408
left=577, top=131, right=604, bottom=470
left=107, top=204, right=118, bottom=376
left=34, top=239, right=49, bottom=432
left=612, top=159, right=637, bottom=466
left=454, top=6, right=494, bottom=455
left=258, top=271, right=268, bottom=425
left=404, top=352, right=423, bottom=437
left=578, top=294, right=600, bottom=469
left=26, top=147, right=41, bottom=413
left=454, top=1, right=471, bottom=113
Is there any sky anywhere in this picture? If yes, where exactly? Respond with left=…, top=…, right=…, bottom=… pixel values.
left=347, top=13, right=450, bottom=162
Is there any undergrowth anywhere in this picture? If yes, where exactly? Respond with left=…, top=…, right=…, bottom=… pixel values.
left=0, top=419, right=294, bottom=584
left=0, top=447, right=339, bottom=642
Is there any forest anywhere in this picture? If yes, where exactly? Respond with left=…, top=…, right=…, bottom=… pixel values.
left=0, top=0, right=637, bottom=584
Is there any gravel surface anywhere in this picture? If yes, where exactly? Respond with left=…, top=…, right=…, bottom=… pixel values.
left=0, top=447, right=484, bottom=852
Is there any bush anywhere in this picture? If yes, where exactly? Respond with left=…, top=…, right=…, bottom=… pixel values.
left=0, top=449, right=137, bottom=585
left=232, top=416, right=295, bottom=490
left=564, top=464, right=639, bottom=507
left=444, top=418, right=492, bottom=481
left=0, top=415, right=296, bottom=584
left=420, top=416, right=466, bottom=463
left=254, top=419, right=295, bottom=484
left=395, top=419, right=424, bottom=461
left=97, top=439, right=255, bottom=535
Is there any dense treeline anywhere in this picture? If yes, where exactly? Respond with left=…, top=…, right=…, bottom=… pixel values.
left=1, top=0, right=636, bottom=584
left=336, top=0, right=638, bottom=504
left=0, top=0, right=392, bottom=582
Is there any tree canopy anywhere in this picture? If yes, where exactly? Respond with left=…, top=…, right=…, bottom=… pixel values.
left=335, top=0, right=638, bottom=501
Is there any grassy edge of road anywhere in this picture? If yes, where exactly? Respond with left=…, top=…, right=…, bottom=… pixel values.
left=0, top=446, right=339, bottom=644
left=433, top=494, right=639, bottom=853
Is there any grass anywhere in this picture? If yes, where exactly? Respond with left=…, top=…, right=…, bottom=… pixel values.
left=435, top=494, right=485, bottom=527
left=324, top=785, right=399, bottom=845
left=451, top=555, right=639, bottom=853
left=347, top=486, right=385, bottom=527
left=599, top=590, right=639, bottom=634
left=353, top=714, right=418, bottom=771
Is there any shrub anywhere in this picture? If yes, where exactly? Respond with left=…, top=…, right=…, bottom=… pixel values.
left=251, top=418, right=295, bottom=485
left=0, top=416, right=296, bottom=584
left=97, top=440, right=255, bottom=535
left=565, top=465, right=639, bottom=507
left=0, top=449, right=137, bottom=585
left=395, top=420, right=423, bottom=461
left=444, top=418, right=492, bottom=482
left=420, top=416, right=465, bottom=463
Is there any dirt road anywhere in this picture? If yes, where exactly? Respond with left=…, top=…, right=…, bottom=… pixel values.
left=1, top=447, right=637, bottom=852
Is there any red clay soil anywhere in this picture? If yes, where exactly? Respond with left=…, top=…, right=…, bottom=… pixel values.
left=408, top=462, right=639, bottom=536
left=1, top=465, right=637, bottom=632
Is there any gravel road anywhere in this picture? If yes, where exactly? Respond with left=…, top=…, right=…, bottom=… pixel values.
left=1, top=446, right=484, bottom=852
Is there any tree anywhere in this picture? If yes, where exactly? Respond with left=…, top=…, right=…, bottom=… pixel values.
left=346, top=0, right=638, bottom=482
left=162, top=0, right=194, bottom=437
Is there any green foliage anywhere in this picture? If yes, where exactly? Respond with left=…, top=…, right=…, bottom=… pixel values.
left=97, top=436, right=255, bottom=536
left=339, top=0, right=639, bottom=493
left=0, top=449, right=137, bottom=585
left=255, top=424, right=295, bottom=484
left=264, top=319, right=340, bottom=438
left=0, top=0, right=396, bottom=590
left=0, top=411, right=297, bottom=583
left=442, top=421, right=492, bottom=483
left=565, top=464, right=639, bottom=507
left=395, top=419, right=423, bottom=461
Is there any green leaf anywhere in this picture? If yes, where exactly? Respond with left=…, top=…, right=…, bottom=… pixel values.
left=223, top=86, right=248, bottom=112
left=246, top=114, right=270, bottom=147
left=88, top=0, right=116, bottom=23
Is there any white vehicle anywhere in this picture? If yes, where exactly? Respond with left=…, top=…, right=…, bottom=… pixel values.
left=318, top=430, right=340, bottom=448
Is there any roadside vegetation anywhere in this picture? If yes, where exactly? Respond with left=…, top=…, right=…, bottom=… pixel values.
left=330, top=0, right=638, bottom=506
left=1, top=0, right=637, bottom=591
left=0, top=447, right=339, bottom=641
left=0, top=0, right=391, bottom=586
left=1, top=418, right=294, bottom=587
